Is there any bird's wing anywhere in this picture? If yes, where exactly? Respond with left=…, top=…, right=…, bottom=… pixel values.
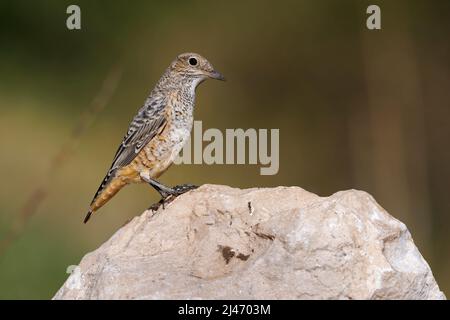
left=110, top=98, right=168, bottom=170
left=90, top=96, right=168, bottom=204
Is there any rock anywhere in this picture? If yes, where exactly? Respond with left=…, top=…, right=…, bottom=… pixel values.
left=54, top=184, right=445, bottom=300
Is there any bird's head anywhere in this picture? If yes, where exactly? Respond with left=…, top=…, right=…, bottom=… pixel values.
left=170, top=52, right=225, bottom=83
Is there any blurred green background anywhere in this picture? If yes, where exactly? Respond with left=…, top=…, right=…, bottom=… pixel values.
left=1, top=0, right=449, bottom=299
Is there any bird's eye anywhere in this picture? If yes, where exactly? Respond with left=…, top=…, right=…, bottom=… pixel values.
left=188, top=57, right=198, bottom=66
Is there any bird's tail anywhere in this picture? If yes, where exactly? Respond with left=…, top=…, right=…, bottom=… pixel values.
left=84, top=174, right=127, bottom=223
left=83, top=210, right=93, bottom=224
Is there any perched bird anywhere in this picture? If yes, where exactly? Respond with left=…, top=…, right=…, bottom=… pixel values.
left=84, top=52, right=225, bottom=223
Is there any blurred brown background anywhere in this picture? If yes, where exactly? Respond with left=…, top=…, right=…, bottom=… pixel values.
left=0, top=0, right=449, bottom=299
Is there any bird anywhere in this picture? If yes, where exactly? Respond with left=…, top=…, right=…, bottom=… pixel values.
left=84, top=52, right=225, bottom=223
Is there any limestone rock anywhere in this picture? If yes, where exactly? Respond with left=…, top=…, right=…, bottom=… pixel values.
left=54, top=184, right=445, bottom=300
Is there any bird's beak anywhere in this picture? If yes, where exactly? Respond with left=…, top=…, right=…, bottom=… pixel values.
left=208, top=70, right=226, bottom=81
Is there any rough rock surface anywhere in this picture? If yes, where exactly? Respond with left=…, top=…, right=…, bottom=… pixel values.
left=54, top=184, right=445, bottom=300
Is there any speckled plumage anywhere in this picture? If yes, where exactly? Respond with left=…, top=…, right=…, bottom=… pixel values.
left=84, top=52, right=224, bottom=223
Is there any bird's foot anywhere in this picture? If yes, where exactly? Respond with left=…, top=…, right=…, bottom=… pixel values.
left=148, top=184, right=199, bottom=212
left=172, top=183, right=199, bottom=194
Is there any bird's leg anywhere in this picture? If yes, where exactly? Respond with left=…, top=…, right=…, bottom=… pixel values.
left=145, top=180, right=174, bottom=211
left=140, top=172, right=198, bottom=211
left=146, top=178, right=177, bottom=199
left=147, top=182, right=198, bottom=211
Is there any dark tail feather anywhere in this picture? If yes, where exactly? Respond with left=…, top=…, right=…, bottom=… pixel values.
left=83, top=169, right=116, bottom=224
left=84, top=210, right=93, bottom=224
